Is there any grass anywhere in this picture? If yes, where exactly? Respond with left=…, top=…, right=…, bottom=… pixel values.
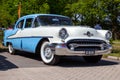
left=104, top=40, right=120, bottom=58
left=109, top=40, right=120, bottom=57
left=0, top=39, right=7, bottom=52
left=0, top=30, right=6, bottom=51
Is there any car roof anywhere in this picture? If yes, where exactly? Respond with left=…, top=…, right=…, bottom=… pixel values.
left=20, top=14, right=70, bottom=19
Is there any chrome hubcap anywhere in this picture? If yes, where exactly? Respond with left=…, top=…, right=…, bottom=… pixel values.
left=44, top=47, right=52, bottom=59
left=9, top=45, right=13, bottom=53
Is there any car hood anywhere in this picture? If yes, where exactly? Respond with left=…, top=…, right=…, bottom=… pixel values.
left=32, top=26, right=107, bottom=42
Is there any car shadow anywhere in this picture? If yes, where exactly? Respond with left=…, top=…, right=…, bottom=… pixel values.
left=15, top=51, right=41, bottom=61
left=0, top=55, right=18, bottom=71
left=57, top=56, right=119, bottom=67
left=15, top=52, right=119, bottom=67
left=0, top=48, right=7, bottom=53
left=0, top=51, right=119, bottom=70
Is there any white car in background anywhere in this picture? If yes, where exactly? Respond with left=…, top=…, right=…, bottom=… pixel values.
left=3, top=14, right=112, bottom=65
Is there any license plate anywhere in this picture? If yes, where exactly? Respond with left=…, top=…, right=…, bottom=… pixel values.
left=85, top=51, right=95, bottom=55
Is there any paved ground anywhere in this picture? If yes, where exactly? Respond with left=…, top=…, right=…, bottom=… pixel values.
left=0, top=52, right=120, bottom=80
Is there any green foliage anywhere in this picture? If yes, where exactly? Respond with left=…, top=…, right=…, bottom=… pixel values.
left=0, top=0, right=120, bottom=39
left=110, top=40, right=120, bottom=57
left=0, top=0, right=49, bottom=28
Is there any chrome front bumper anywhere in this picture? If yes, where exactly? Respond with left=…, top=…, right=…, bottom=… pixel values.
left=51, top=43, right=112, bottom=56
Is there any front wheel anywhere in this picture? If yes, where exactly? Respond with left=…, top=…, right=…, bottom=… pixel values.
left=8, top=44, right=15, bottom=55
left=83, top=55, right=102, bottom=63
left=40, top=41, right=59, bottom=65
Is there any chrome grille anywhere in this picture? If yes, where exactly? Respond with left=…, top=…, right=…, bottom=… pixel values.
left=67, top=39, right=107, bottom=51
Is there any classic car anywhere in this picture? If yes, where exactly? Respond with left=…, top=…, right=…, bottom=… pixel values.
left=3, top=14, right=112, bottom=65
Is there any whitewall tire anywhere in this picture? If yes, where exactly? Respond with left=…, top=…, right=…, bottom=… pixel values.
left=8, top=44, right=15, bottom=55
left=40, top=41, right=59, bottom=65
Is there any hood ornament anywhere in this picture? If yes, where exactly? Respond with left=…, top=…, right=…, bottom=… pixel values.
left=84, top=31, right=93, bottom=37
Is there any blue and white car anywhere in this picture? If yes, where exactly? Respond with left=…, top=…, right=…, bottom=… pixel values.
left=3, top=14, right=112, bottom=65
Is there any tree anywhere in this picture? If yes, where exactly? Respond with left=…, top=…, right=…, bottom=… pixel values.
left=65, top=0, right=120, bottom=39
left=0, top=0, right=49, bottom=27
left=0, top=0, right=120, bottom=39
left=102, top=0, right=120, bottom=39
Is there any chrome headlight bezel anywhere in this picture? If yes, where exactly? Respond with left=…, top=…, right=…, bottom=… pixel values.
left=105, top=31, right=112, bottom=40
left=59, top=28, right=69, bottom=39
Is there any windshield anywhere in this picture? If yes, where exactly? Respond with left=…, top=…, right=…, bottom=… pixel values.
left=38, top=15, right=73, bottom=26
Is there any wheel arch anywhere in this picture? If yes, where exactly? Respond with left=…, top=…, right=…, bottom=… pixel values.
left=35, top=38, right=49, bottom=54
left=6, top=42, right=12, bottom=46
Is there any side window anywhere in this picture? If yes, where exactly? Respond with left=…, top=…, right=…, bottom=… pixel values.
left=33, top=18, right=40, bottom=27
left=25, top=18, right=33, bottom=28
left=16, top=20, right=24, bottom=29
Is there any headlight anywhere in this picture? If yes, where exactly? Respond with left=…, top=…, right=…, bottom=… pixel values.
left=59, top=28, right=69, bottom=39
left=105, top=31, right=112, bottom=40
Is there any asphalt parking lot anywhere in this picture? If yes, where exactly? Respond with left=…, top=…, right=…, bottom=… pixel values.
left=0, top=52, right=120, bottom=80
